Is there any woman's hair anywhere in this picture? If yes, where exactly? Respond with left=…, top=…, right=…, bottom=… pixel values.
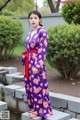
left=28, top=10, right=43, bottom=26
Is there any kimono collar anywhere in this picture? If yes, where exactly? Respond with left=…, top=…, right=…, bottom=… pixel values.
left=31, top=26, right=43, bottom=34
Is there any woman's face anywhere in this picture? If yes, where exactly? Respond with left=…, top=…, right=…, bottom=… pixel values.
left=29, top=13, right=41, bottom=30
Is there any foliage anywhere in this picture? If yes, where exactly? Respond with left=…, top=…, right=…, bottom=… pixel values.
left=61, top=0, right=80, bottom=24
left=47, top=23, right=80, bottom=80
left=0, top=16, right=24, bottom=60
left=43, top=0, right=55, bottom=6
left=40, top=0, right=54, bottom=13
left=40, top=6, right=51, bottom=14
left=0, top=10, right=15, bottom=16
left=0, top=0, right=35, bottom=16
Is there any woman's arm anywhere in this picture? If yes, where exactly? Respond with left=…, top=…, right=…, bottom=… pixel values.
left=34, top=30, right=48, bottom=70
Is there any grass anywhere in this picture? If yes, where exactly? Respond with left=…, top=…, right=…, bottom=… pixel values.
left=13, top=44, right=52, bottom=69
left=13, top=43, right=25, bottom=57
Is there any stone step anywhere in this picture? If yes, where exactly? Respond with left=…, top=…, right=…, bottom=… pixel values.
left=0, top=101, right=8, bottom=110
left=13, top=74, right=24, bottom=80
left=21, top=109, right=70, bottom=120
left=0, top=66, right=17, bottom=74
left=0, top=70, right=8, bottom=75
left=69, top=118, right=79, bottom=120
left=0, top=66, right=6, bottom=71
left=49, top=92, right=80, bottom=114
left=15, top=88, right=26, bottom=99
left=3, top=85, right=23, bottom=97
left=5, top=72, right=23, bottom=84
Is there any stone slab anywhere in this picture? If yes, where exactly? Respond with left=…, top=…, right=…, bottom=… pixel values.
left=69, top=118, right=79, bottom=120
left=0, top=101, right=7, bottom=110
left=15, top=88, right=26, bottom=99
left=13, top=74, right=24, bottom=80
left=64, top=110, right=76, bottom=118
left=21, top=109, right=70, bottom=120
left=49, top=92, right=68, bottom=108
left=46, top=109, right=70, bottom=120
left=21, top=112, right=42, bottom=120
left=68, top=97, right=80, bottom=113
left=18, top=100, right=28, bottom=113
left=49, top=92, right=80, bottom=114
left=0, top=66, right=7, bottom=71
left=0, top=84, right=4, bottom=88
left=23, top=95, right=27, bottom=102
left=4, top=67, right=17, bottom=74
left=6, top=72, right=23, bottom=84
left=4, top=95, right=17, bottom=111
left=3, top=85, right=23, bottom=97
left=77, top=114, right=80, bottom=119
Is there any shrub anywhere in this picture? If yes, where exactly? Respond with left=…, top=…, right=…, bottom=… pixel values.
left=47, top=23, right=80, bottom=80
left=0, top=16, right=24, bottom=60
left=61, top=0, right=80, bottom=24
left=0, top=10, right=15, bottom=16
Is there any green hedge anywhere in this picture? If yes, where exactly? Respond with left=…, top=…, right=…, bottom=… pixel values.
left=0, top=16, right=24, bottom=60
left=61, top=0, right=80, bottom=24
left=47, top=23, right=80, bottom=80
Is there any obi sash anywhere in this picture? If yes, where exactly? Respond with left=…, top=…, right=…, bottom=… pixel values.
left=22, top=50, right=38, bottom=79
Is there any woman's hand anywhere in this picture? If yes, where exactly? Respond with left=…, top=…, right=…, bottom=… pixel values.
left=22, top=55, right=25, bottom=59
left=32, top=67, right=39, bottom=74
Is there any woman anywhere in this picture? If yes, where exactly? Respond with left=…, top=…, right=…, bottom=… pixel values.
left=22, top=10, right=53, bottom=118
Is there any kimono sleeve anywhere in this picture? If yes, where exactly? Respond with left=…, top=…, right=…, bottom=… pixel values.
left=22, top=33, right=30, bottom=65
left=34, top=30, right=48, bottom=69
left=22, top=54, right=26, bottom=65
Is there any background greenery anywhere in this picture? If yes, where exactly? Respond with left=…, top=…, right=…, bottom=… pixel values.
left=61, top=0, right=80, bottom=24
left=0, top=16, right=24, bottom=60
left=47, top=23, right=80, bottom=80
left=0, top=0, right=35, bottom=16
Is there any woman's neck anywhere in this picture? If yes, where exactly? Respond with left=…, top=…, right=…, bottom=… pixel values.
left=32, top=25, right=40, bottom=31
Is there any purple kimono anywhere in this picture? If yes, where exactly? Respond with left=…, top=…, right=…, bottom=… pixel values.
left=22, top=26, right=53, bottom=118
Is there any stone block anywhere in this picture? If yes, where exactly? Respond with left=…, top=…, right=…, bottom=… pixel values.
left=64, top=110, right=76, bottom=118
left=13, top=74, right=24, bottom=81
left=49, top=92, right=80, bottom=114
left=0, top=66, right=7, bottom=70
left=69, top=118, right=79, bottom=120
left=18, top=100, right=28, bottom=113
left=23, top=95, right=27, bottom=102
left=68, top=97, right=80, bottom=113
left=15, top=88, right=26, bottom=99
left=21, top=112, right=42, bottom=120
left=21, top=109, right=70, bottom=120
left=3, top=85, right=22, bottom=97
left=49, top=92, right=68, bottom=108
left=4, top=95, right=17, bottom=111
left=46, top=109, right=70, bottom=120
left=0, top=101, right=7, bottom=110
left=6, top=72, right=23, bottom=84
left=4, top=67, right=17, bottom=74
left=77, top=114, right=80, bottom=119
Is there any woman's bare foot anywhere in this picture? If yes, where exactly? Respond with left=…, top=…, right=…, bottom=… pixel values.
left=29, top=111, right=38, bottom=117
left=28, top=109, right=34, bottom=113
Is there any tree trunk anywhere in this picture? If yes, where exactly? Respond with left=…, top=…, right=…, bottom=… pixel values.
left=47, top=0, right=61, bottom=13
left=47, top=0, right=56, bottom=13
left=56, top=0, right=61, bottom=12
left=0, top=0, right=12, bottom=12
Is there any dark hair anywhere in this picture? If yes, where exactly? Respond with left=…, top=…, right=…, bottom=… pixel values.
left=28, top=10, right=43, bottom=26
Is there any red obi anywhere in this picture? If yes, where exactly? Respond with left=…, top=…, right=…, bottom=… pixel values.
left=22, top=50, right=38, bottom=79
